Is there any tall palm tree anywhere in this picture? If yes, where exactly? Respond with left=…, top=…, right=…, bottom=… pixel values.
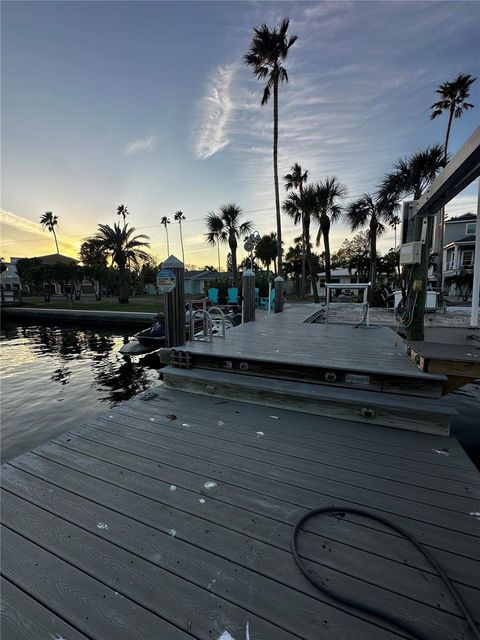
left=205, top=204, right=253, bottom=285
left=282, top=185, right=320, bottom=302
left=430, top=73, right=476, bottom=163
left=390, top=215, right=402, bottom=248
left=117, top=204, right=129, bottom=226
left=161, top=216, right=171, bottom=256
left=284, top=163, right=308, bottom=292
left=313, top=177, right=347, bottom=284
left=93, top=223, right=150, bottom=304
left=345, top=194, right=397, bottom=304
left=40, top=211, right=59, bottom=254
left=430, top=74, right=476, bottom=294
left=244, top=18, right=297, bottom=277
left=174, top=211, right=186, bottom=265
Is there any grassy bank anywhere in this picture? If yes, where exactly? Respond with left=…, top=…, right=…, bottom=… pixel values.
left=18, top=295, right=167, bottom=313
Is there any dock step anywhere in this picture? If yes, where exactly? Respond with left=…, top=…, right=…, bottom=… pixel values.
left=169, top=349, right=446, bottom=399
left=162, top=367, right=457, bottom=436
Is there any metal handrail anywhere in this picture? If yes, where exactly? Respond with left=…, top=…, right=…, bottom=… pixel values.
left=189, top=308, right=213, bottom=342
left=207, top=306, right=226, bottom=339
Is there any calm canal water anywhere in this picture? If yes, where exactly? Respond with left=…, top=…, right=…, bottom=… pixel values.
left=0, top=322, right=162, bottom=462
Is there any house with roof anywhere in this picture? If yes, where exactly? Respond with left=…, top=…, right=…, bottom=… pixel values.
left=443, top=212, right=477, bottom=296
left=184, top=270, right=232, bottom=295
left=1, top=254, right=80, bottom=296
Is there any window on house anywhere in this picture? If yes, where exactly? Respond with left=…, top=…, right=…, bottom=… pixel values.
left=446, top=248, right=454, bottom=270
left=462, top=250, right=474, bottom=267
left=466, top=222, right=476, bottom=235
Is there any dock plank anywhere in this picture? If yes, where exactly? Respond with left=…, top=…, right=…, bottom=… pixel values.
left=0, top=526, right=191, bottom=640
left=1, top=464, right=405, bottom=640
left=176, top=313, right=442, bottom=380
left=2, top=458, right=474, bottom=640
left=11, top=439, right=480, bottom=621
left=64, top=422, right=480, bottom=543
left=106, top=405, right=480, bottom=509
left=2, top=378, right=479, bottom=640
left=117, top=398, right=478, bottom=496
left=0, top=577, right=89, bottom=640
left=1, top=490, right=296, bottom=640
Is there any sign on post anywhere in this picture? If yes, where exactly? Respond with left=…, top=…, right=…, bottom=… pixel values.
left=156, top=268, right=176, bottom=294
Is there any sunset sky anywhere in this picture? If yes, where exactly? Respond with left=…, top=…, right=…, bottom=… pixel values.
left=1, top=0, right=479, bottom=267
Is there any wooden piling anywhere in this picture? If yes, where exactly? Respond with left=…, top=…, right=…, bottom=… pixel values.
left=242, top=269, right=255, bottom=323
left=162, top=255, right=185, bottom=348
left=274, top=276, right=284, bottom=313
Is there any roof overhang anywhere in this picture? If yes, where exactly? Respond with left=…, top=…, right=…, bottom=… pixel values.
left=415, top=127, right=480, bottom=217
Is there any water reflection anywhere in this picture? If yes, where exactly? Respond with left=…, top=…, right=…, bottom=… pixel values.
left=2, top=323, right=159, bottom=405
left=0, top=322, right=162, bottom=462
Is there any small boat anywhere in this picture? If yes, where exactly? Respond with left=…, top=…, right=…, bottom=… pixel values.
left=134, top=326, right=166, bottom=348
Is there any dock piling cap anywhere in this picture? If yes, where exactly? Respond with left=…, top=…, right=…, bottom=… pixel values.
left=162, top=255, right=184, bottom=268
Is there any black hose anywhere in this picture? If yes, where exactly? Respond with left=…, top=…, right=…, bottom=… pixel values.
left=291, top=506, right=480, bottom=640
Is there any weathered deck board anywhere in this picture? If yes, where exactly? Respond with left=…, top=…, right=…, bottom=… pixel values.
left=0, top=577, right=89, bottom=640
left=175, top=306, right=444, bottom=381
left=2, top=385, right=480, bottom=640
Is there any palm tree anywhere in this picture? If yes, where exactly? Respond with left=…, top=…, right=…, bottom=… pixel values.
left=255, top=232, right=278, bottom=273
left=244, top=18, right=297, bottom=277
left=345, top=194, right=397, bottom=304
left=117, top=204, right=130, bottom=226
left=379, top=144, right=446, bottom=201
left=205, top=204, right=253, bottom=285
left=93, top=223, right=150, bottom=304
left=390, top=215, right=402, bottom=248
left=379, top=145, right=446, bottom=294
left=205, top=213, right=223, bottom=272
left=430, top=74, right=476, bottom=294
left=40, top=211, right=59, bottom=254
left=161, top=216, right=171, bottom=256
left=282, top=185, right=320, bottom=302
left=430, top=73, right=476, bottom=163
left=313, top=177, right=347, bottom=284
left=174, top=211, right=186, bottom=265
left=284, top=163, right=308, bottom=292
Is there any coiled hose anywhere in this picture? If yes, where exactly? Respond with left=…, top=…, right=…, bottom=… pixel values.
left=291, top=506, right=480, bottom=640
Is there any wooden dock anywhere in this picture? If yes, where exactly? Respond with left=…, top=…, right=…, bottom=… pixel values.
left=165, top=305, right=459, bottom=435
left=2, top=383, right=480, bottom=640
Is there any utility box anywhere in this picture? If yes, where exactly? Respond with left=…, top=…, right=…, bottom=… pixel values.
left=399, top=241, right=422, bottom=265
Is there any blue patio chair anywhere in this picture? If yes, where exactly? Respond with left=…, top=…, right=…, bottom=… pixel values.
left=255, top=287, right=260, bottom=306
left=227, top=287, right=239, bottom=304
left=259, top=289, right=275, bottom=309
left=208, top=288, right=219, bottom=305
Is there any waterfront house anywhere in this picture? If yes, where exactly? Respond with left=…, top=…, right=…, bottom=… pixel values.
left=443, top=212, right=476, bottom=297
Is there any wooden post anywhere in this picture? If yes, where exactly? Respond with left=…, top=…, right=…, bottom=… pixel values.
left=242, top=269, right=255, bottom=323
left=163, top=255, right=185, bottom=348
left=274, top=275, right=284, bottom=314
left=406, top=216, right=429, bottom=342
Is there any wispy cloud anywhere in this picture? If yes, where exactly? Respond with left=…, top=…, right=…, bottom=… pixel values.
left=0, top=209, right=81, bottom=256
left=1, top=209, right=46, bottom=237
left=123, top=135, right=155, bottom=155
left=193, top=63, right=236, bottom=160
